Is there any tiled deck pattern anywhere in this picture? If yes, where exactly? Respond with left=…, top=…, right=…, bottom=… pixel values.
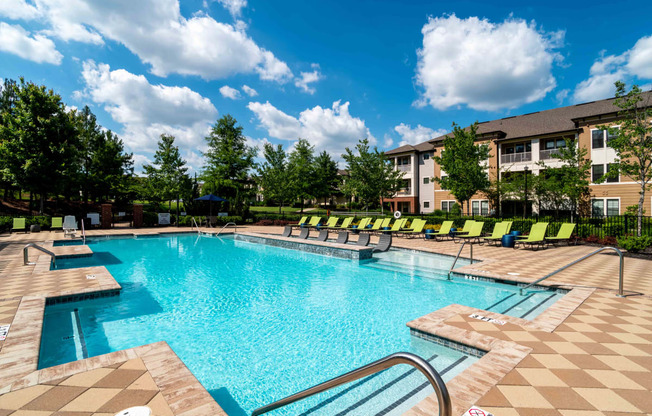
left=0, top=225, right=651, bottom=415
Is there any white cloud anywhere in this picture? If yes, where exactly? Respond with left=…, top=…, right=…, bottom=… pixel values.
left=219, top=85, right=241, bottom=99
left=0, top=22, right=62, bottom=64
left=295, top=64, right=322, bottom=94
left=12, top=0, right=292, bottom=82
left=247, top=100, right=375, bottom=158
left=77, top=61, right=218, bottom=171
left=394, top=123, right=447, bottom=146
left=573, top=53, right=626, bottom=102
left=217, top=0, right=247, bottom=18
left=415, top=14, right=563, bottom=111
left=555, top=89, right=569, bottom=104
left=0, top=0, right=40, bottom=20
left=627, top=35, right=652, bottom=79
left=242, top=84, right=258, bottom=97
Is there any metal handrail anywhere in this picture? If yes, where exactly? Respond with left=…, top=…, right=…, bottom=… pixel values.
left=447, top=241, right=473, bottom=280
left=519, top=246, right=625, bottom=296
left=250, top=352, right=451, bottom=416
left=81, top=217, right=86, bottom=244
left=191, top=217, right=200, bottom=234
left=216, top=222, right=237, bottom=236
left=24, top=243, right=56, bottom=268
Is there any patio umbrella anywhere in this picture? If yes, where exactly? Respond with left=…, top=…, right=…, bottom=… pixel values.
left=194, top=194, right=228, bottom=217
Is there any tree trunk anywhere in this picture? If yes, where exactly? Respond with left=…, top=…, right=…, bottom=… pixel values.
left=638, top=181, right=645, bottom=237
left=176, top=197, right=180, bottom=224
left=29, top=193, right=33, bottom=215
left=40, top=192, right=45, bottom=215
left=380, top=197, right=384, bottom=214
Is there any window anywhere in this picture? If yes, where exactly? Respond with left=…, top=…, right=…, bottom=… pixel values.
left=481, top=201, right=489, bottom=216
left=607, top=199, right=619, bottom=216
left=607, top=127, right=619, bottom=145
left=592, top=199, right=604, bottom=217
left=592, top=129, right=604, bottom=148
left=441, top=200, right=455, bottom=212
left=592, top=198, right=620, bottom=216
left=592, top=164, right=604, bottom=183
left=396, top=156, right=411, bottom=165
left=606, top=163, right=619, bottom=183
left=472, top=201, right=480, bottom=215
left=423, top=153, right=430, bottom=160
left=503, top=141, right=531, bottom=154
left=543, top=138, right=567, bottom=149
left=423, top=201, right=430, bottom=209
left=423, top=177, right=430, bottom=185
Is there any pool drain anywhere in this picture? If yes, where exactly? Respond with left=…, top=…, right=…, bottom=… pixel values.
left=114, top=406, right=151, bottom=416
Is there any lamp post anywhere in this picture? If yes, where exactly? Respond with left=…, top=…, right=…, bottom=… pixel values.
left=523, top=166, right=529, bottom=218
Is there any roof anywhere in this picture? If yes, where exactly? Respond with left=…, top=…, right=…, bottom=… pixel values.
left=386, top=91, right=652, bottom=153
left=385, top=141, right=435, bottom=155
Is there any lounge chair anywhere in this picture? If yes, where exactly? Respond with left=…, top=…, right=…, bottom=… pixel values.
left=430, top=220, right=454, bottom=241
left=11, top=218, right=26, bottom=233
left=452, top=220, right=475, bottom=237
left=357, top=233, right=370, bottom=246
left=455, top=221, right=485, bottom=243
left=397, top=219, right=427, bottom=238
left=336, top=232, right=349, bottom=244
left=296, top=216, right=308, bottom=226
left=291, top=215, right=315, bottom=228
left=51, top=217, right=63, bottom=230
left=378, top=218, right=392, bottom=233
left=158, top=213, right=171, bottom=226
left=324, top=217, right=353, bottom=230
left=282, top=226, right=292, bottom=237
left=297, top=228, right=310, bottom=239
left=345, top=218, right=372, bottom=231
left=319, top=217, right=339, bottom=229
left=373, top=234, right=392, bottom=252
left=385, top=218, right=407, bottom=234
left=317, top=230, right=329, bottom=241
left=514, top=223, right=549, bottom=250
left=63, top=216, right=78, bottom=238
left=362, top=218, right=385, bottom=233
left=546, top=223, right=576, bottom=246
left=482, top=221, right=512, bottom=245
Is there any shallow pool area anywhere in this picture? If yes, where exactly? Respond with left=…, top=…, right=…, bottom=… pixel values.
left=42, top=234, right=563, bottom=415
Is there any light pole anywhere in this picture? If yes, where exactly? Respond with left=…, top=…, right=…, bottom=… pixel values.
left=523, top=166, right=529, bottom=217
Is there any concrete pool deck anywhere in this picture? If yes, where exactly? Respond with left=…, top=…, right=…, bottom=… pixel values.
left=0, top=225, right=651, bottom=415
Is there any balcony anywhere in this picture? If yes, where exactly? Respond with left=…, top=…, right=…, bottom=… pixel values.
left=396, top=164, right=411, bottom=172
left=501, top=152, right=531, bottom=164
left=396, top=188, right=412, bottom=196
left=539, top=149, right=560, bottom=160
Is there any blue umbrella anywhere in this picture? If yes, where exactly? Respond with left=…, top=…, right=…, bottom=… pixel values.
left=194, top=194, right=228, bottom=217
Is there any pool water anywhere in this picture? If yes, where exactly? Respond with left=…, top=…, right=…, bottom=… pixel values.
left=42, top=234, right=560, bottom=415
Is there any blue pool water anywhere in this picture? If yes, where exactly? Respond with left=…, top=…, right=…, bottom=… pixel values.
left=42, top=234, right=561, bottom=415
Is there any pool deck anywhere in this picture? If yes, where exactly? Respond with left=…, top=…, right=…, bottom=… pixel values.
left=0, top=225, right=651, bottom=415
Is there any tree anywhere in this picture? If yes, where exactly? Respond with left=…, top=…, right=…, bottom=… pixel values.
left=342, top=139, right=403, bottom=212
left=312, top=150, right=339, bottom=207
left=0, top=78, right=18, bottom=200
left=202, top=115, right=257, bottom=215
left=287, top=138, right=315, bottom=212
left=0, top=78, right=78, bottom=213
left=433, top=122, right=491, bottom=214
left=257, top=143, right=292, bottom=213
left=599, top=81, right=652, bottom=235
left=143, top=134, right=187, bottom=220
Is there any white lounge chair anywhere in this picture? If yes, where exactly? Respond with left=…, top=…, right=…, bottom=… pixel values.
left=63, top=216, right=78, bottom=238
left=158, top=213, right=171, bottom=226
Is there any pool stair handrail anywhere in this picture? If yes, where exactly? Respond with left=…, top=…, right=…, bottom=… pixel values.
left=81, top=217, right=86, bottom=244
left=519, top=246, right=625, bottom=297
left=447, top=241, right=473, bottom=280
left=216, top=222, right=237, bottom=236
left=23, top=243, right=56, bottom=268
left=250, top=352, right=451, bottom=416
left=191, top=217, right=201, bottom=234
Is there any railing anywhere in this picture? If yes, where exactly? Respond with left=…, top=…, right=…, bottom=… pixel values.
left=397, top=188, right=412, bottom=195
left=500, top=152, right=531, bottom=164
left=539, top=149, right=560, bottom=160
left=250, top=352, right=451, bottom=416
left=216, top=222, right=237, bottom=236
left=447, top=241, right=472, bottom=280
left=81, top=218, right=86, bottom=244
left=24, top=243, right=56, bottom=268
left=191, top=217, right=200, bottom=234
left=396, top=164, right=412, bottom=172
left=519, top=246, right=625, bottom=296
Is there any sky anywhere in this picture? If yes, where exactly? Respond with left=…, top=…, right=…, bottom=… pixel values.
left=1, top=0, right=652, bottom=174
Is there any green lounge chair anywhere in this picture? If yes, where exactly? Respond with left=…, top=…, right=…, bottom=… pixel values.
left=385, top=218, right=407, bottom=233
left=319, top=217, right=339, bottom=229
left=324, top=217, right=353, bottom=230
left=546, top=223, right=576, bottom=246
left=51, top=217, right=63, bottom=230
left=398, top=219, right=427, bottom=238
left=514, top=222, right=549, bottom=250
left=291, top=216, right=309, bottom=228
left=456, top=221, right=485, bottom=243
left=430, top=220, right=454, bottom=241
left=12, top=218, right=26, bottom=233
left=364, top=218, right=385, bottom=233
left=482, top=221, right=512, bottom=245
left=346, top=217, right=372, bottom=231
left=453, top=220, right=475, bottom=237
left=306, top=216, right=322, bottom=227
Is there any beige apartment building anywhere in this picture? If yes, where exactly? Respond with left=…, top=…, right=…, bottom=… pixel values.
left=385, top=93, right=652, bottom=216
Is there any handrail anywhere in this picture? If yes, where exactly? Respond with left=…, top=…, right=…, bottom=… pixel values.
left=447, top=241, right=473, bottom=280
left=250, top=352, right=451, bottom=416
left=81, top=217, right=86, bottom=244
left=216, top=222, right=237, bottom=236
left=519, top=246, right=625, bottom=296
left=24, top=243, right=56, bottom=268
left=191, top=217, right=200, bottom=234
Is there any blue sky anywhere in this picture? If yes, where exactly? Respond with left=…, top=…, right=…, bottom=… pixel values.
left=1, top=0, right=652, bottom=173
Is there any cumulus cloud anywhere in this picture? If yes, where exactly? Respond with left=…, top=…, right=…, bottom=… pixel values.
left=415, top=14, right=563, bottom=111
left=627, top=35, right=652, bottom=79
left=0, top=22, right=62, bottom=64
left=242, top=84, right=258, bottom=97
left=0, top=0, right=40, bottom=20
left=394, top=123, right=447, bottom=146
left=77, top=61, right=218, bottom=171
left=295, top=64, right=322, bottom=94
left=555, top=89, right=570, bottom=104
left=7, top=0, right=292, bottom=82
left=219, top=85, right=241, bottom=99
left=247, top=100, right=375, bottom=158
left=217, top=0, right=247, bottom=18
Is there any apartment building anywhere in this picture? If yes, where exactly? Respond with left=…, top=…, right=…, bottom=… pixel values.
left=385, top=92, right=652, bottom=215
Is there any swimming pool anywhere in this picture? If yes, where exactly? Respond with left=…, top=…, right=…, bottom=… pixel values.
left=42, top=234, right=561, bottom=415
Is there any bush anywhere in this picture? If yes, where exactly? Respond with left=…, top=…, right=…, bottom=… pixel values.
left=617, top=235, right=652, bottom=252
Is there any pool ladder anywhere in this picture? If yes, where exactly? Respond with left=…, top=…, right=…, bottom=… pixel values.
left=251, top=352, right=451, bottom=416
left=23, top=243, right=56, bottom=268
left=216, top=222, right=237, bottom=236
left=191, top=217, right=201, bottom=234
left=447, top=241, right=473, bottom=280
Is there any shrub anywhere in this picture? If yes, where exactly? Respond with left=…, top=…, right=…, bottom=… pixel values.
left=617, top=235, right=652, bottom=252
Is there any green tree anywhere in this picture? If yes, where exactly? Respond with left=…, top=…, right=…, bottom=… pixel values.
left=342, top=139, right=403, bottom=213
left=143, top=134, right=187, bottom=220
left=0, top=78, right=18, bottom=200
left=202, top=115, right=257, bottom=215
left=433, top=122, right=491, bottom=215
left=0, top=78, right=78, bottom=213
left=599, top=81, right=652, bottom=235
left=312, top=150, right=339, bottom=207
left=257, top=143, right=292, bottom=213
left=287, top=138, right=315, bottom=212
